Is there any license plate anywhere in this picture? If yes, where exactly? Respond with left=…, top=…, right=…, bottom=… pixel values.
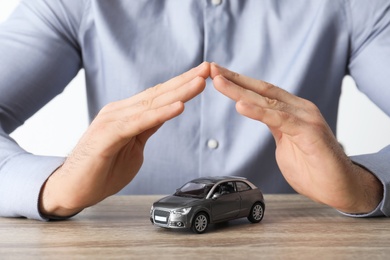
left=155, top=215, right=167, bottom=222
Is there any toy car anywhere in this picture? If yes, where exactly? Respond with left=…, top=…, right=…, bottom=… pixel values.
left=150, top=176, right=265, bottom=234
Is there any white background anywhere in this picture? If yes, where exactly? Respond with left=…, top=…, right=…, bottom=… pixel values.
left=2, top=0, right=390, bottom=157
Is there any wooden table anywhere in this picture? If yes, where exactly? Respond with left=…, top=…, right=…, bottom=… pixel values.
left=0, top=195, right=389, bottom=259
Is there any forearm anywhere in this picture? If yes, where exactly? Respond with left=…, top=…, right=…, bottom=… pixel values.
left=0, top=0, right=84, bottom=220
left=0, top=135, right=66, bottom=220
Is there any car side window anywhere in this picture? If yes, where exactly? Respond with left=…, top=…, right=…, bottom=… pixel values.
left=218, top=182, right=236, bottom=195
left=236, top=181, right=251, bottom=192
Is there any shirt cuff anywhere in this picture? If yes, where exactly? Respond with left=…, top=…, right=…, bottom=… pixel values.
left=338, top=200, right=384, bottom=218
left=340, top=145, right=390, bottom=217
left=0, top=152, right=65, bottom=220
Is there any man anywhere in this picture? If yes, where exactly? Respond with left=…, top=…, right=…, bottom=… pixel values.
left=0, top=0, right=389, bottom=220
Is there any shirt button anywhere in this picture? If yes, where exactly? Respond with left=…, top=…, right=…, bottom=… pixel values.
left=211, top=0, right=222, bottom=6
left=207, top=139, right=219, bottom=149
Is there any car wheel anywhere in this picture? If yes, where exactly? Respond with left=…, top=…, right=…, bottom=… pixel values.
left=247, top=202, right=264, bottom=223
left=191, top=212, right=209, bottom=234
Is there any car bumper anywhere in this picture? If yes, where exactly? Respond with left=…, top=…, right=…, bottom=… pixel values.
left=150, top=208, right=191, bottom=229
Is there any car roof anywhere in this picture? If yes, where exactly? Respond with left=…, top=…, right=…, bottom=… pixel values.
left=190, top=176, right=248, bottom=185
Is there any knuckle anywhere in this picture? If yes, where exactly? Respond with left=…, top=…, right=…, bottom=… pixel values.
left=140, top=99, right=150, bottom=107
left=152, top=83, right=163, bottom=92
left=231, top=71, right=240, bottom=78
left=303, top=99, right=319, bottom=112
left=229, top=71, right=241, bottom=80
left=145, top=83, right=162, bottom=97
left=279, top=109, right=295, bottom=123
left=264, top=97, right=279, bottom=108
left=302, top=101, right=323, bottom=121
left=136, top=99, right=153, bottom=109
left=99, top=102, right=116, bottom=114
left=264, top=82, right=276, bottom=90
left=258, top=82, right=276, bottom=95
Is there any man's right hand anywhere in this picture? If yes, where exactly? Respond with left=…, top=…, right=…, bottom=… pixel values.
left=39, top=62, right=210, bottom=218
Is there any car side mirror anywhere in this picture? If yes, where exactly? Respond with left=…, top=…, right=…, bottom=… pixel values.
left=212, top=193, right=221, bottom=200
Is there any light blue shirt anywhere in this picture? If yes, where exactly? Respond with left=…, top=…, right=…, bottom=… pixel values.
left=0, top=0, right=390, bottom=220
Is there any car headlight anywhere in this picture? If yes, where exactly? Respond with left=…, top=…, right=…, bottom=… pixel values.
left=172, top=207, right=191, bottom=215
left=150, top=205, right=154, bottom=215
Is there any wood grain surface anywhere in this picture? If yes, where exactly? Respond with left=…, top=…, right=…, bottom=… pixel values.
left=0, top=195, right=389, bottom=259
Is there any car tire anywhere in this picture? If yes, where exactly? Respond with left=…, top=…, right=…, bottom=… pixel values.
left=191, top=212, right=209, bottom=234
left=247, top=202, right=264, bottom=223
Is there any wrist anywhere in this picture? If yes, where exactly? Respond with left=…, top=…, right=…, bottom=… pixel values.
left=336, top=163, right=383, bottom=214
left=38, top=167, right=84, bottom=219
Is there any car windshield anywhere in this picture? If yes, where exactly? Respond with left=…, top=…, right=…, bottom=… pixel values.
left=174, top=182, right=213, bottom=199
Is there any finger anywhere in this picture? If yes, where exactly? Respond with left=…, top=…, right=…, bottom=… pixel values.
left=160, top=61, right=210, bottom=89
left=100, top=76, right=206, bottom=123
left=236, top=100, right=288, bottom=132
left=214, top=74, right=313, bottom=118
left=147, top=76, right=206, bottom=110
left=214, top=75, right=316, bottom=136
left=213, top=74, right=260, bottom=103
left=236, top=97, right=326, bottom=141
left=103, top=62, right=210, bottom=113
left=211, top=62, right=302, bottom=106
left=236, top=99, right=311, bottom=143
left=94, top=101, right=185, bottom=154
left=213, top=75, right=291, bottom=114
left=213, top=74, right=281, bottom=125
left=117, top=101, right=185, bottom=139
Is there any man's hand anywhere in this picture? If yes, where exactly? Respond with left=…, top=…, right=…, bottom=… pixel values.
left=39, top=62, right=210, bottom=218
left=210, top=63, right=383, bottom=214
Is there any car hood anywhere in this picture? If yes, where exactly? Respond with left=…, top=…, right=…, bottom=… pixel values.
left=153, top=195, right=202, bottom=209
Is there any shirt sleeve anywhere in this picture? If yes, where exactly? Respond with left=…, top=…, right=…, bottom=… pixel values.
left=344, top=0, right=390, bottom=217
left=345, top=146, right=390, bottom=217
left=0, top=0, right=83, bottom=220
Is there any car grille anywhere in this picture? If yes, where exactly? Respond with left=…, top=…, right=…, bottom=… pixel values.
left=153, top=209, right=170, bottom=224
